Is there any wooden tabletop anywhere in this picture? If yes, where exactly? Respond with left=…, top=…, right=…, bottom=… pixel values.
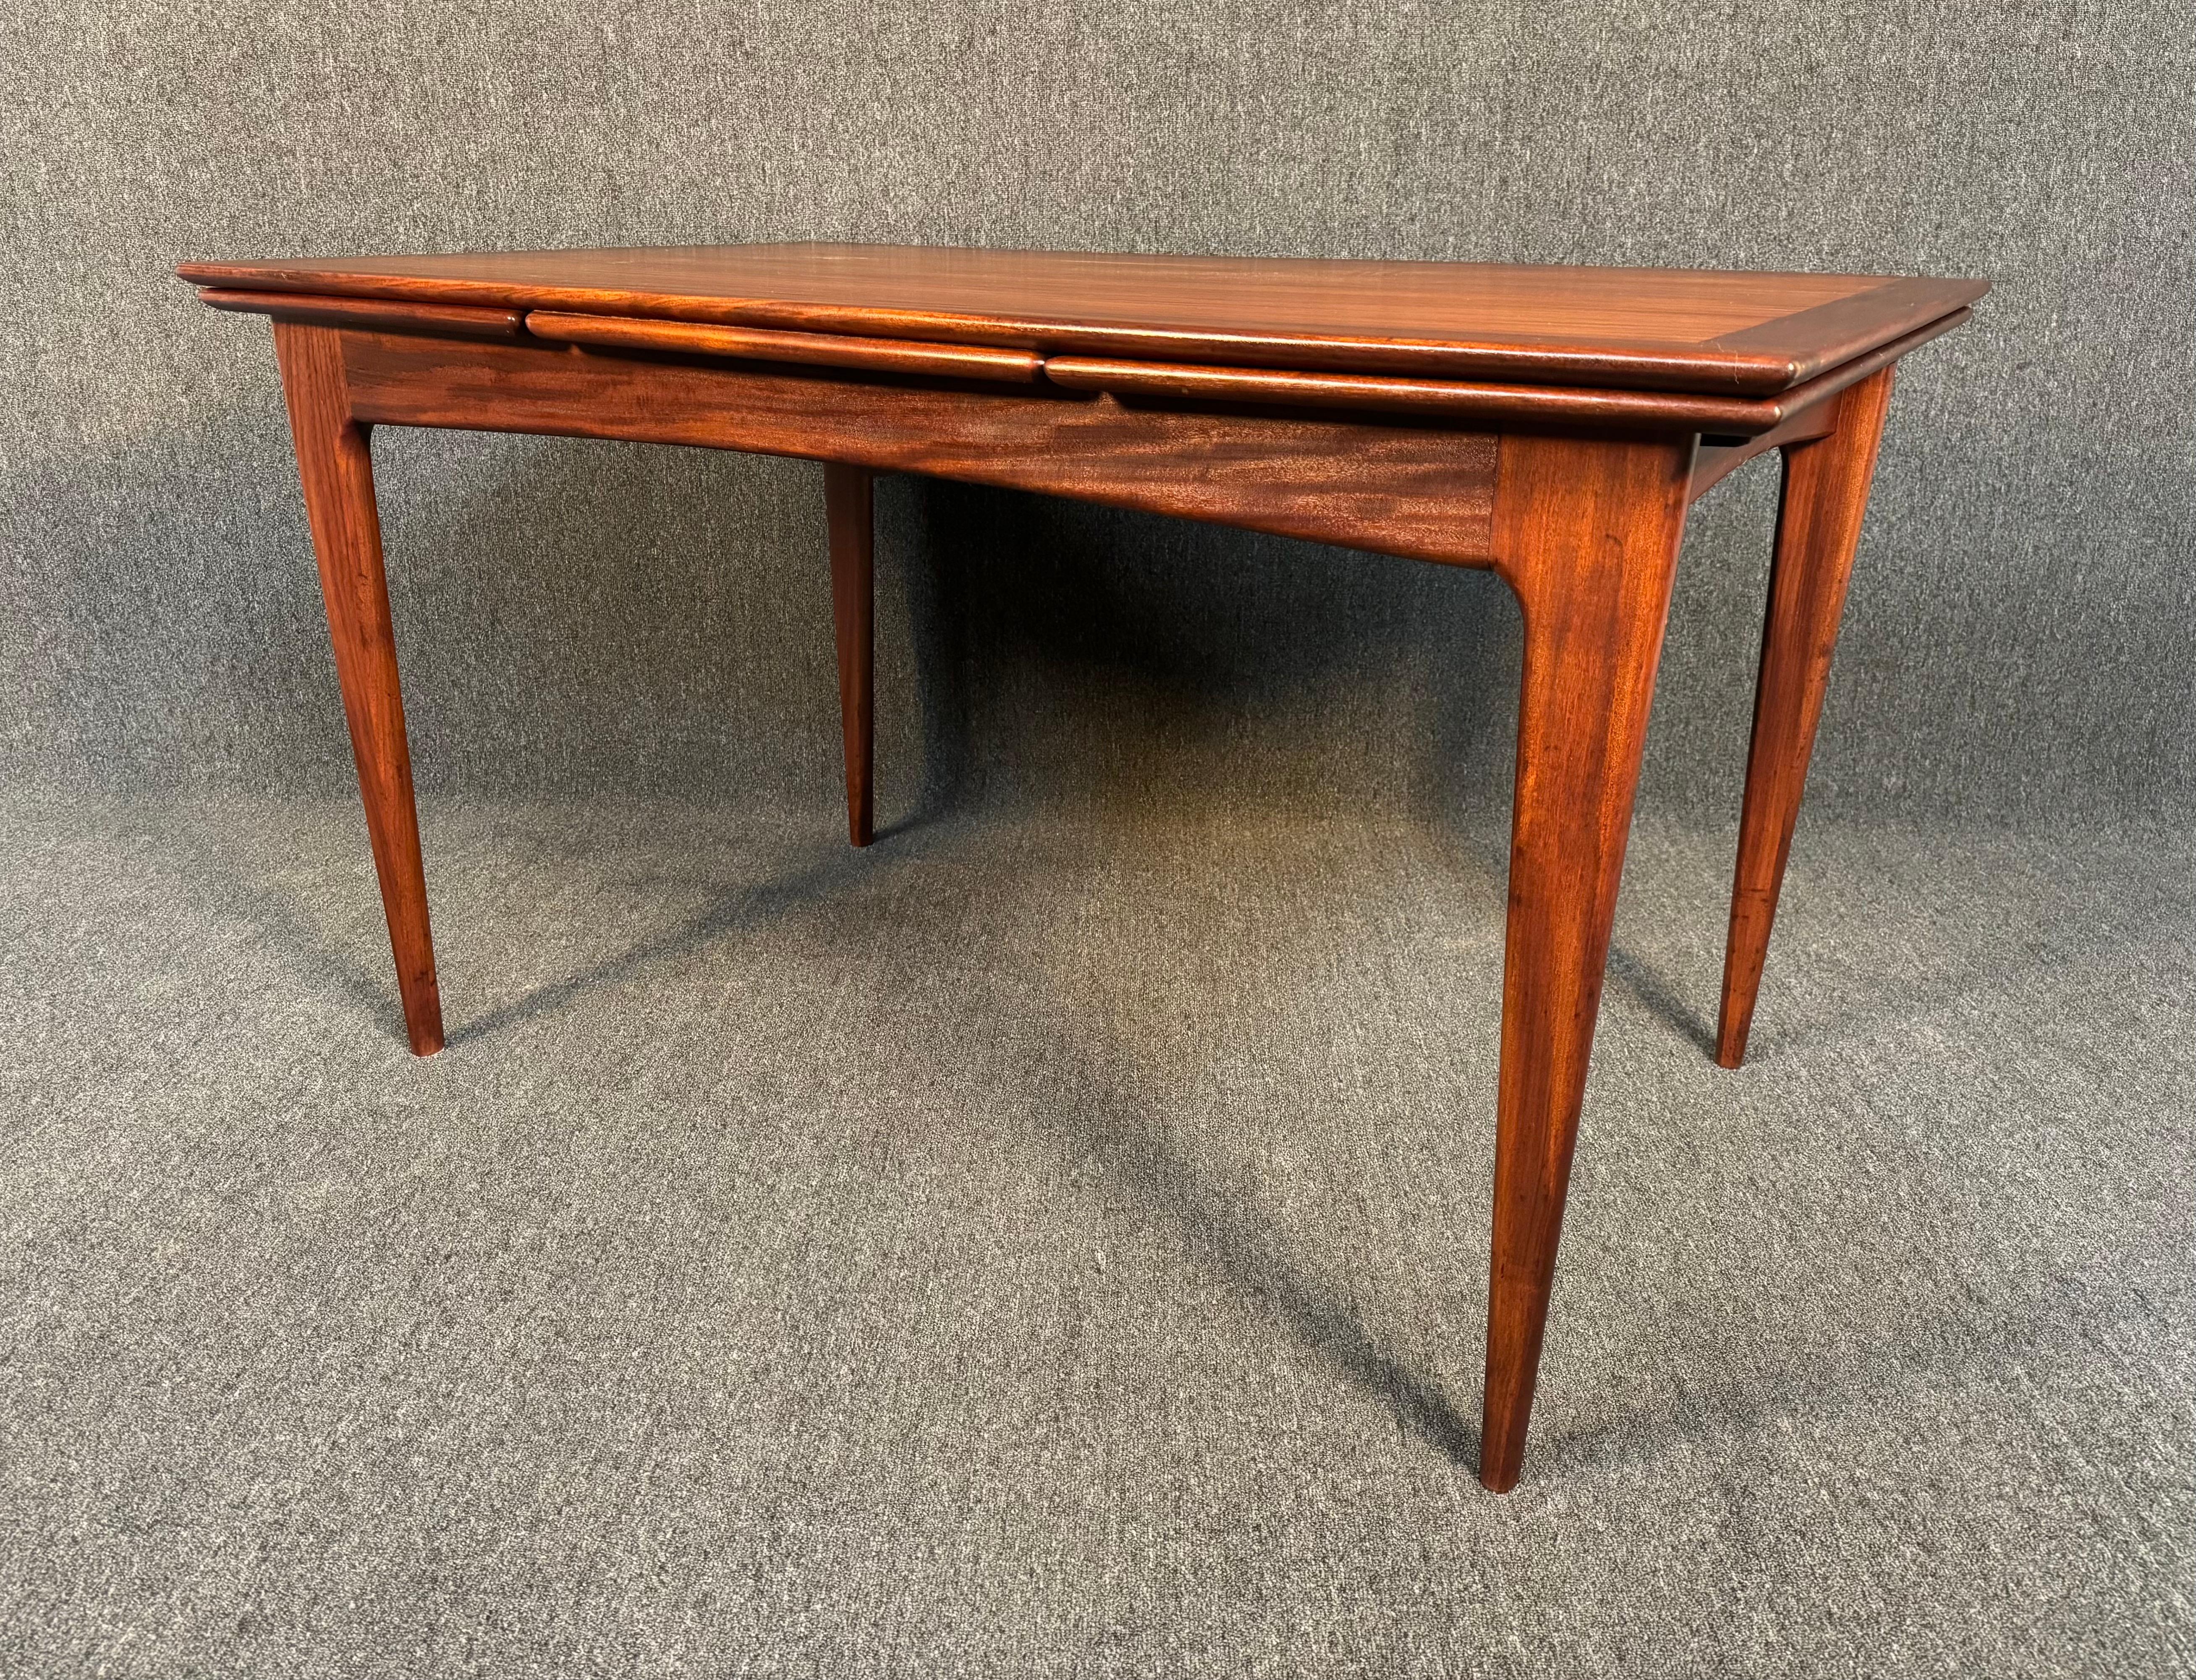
left=178, top=245, right=1985, bottom=397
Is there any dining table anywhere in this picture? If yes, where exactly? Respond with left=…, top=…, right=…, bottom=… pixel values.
left=175, top=242, right=1985, bottom=1490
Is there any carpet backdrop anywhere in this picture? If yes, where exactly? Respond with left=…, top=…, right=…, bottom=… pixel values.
left=3, top=1, right=2191, bottom=822
left=5, top=9, right=2192, bottom=1675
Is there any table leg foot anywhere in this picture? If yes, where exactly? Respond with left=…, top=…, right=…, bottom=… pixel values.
left=274, top=322, right=444, bottom=1056
left=1716, top=369, right=1895, bottom=1069
left=826, top=463, right=876, bottom=848
left=1480, top=433, right=1694, bottom=1492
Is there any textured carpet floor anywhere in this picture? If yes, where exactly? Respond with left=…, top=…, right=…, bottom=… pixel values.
left=1, top=792, right=2188, bottom=1677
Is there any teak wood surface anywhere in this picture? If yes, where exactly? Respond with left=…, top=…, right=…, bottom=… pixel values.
left=181, top=243, right=1985, bottom=1493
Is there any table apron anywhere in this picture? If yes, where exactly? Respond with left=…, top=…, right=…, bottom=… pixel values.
left=337, top=329, right=1502, bottom=569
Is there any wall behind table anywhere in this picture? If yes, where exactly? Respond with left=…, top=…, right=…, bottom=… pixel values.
left=5, top=1, right=2189, bottom=824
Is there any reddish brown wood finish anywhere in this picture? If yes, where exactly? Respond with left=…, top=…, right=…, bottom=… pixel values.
left=201, top=288, right=526, bottom=340
left=184, top=243, right=1983, bottom=1493
left=178, top=244, right=1987, bottom=395
left=524, top=310, right=1044, bottom=382
left=1046, top=314, right=1961, bottom=435
left=272, top=321, right=444, bottom=1056
left=1716, top=369, right=1898, bottom=1069
left=339, top=332, right=1500, bottom=566
left=826, top=464, right=876, bottom=848
left=1480, top=432, right=1697, bottom=1492
left=1044, top=354, right=1798, bottom=434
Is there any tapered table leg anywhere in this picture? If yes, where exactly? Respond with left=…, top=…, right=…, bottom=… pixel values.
left=1479, top=433, right=1695, bottom=1492
left=273, top=322, right=444, bottom=1056
left=1715, top=369, right=1896, bottom=1068
left=825, top=463, right=875, bottom=848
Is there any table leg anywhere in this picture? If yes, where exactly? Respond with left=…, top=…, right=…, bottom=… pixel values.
left=825, top=463, right=876, bottom=848
left=1480, top=433, right=1694, bottom=1492
left=273, top=322, right=444, bottom=1056
left=1715, top=369, right=1896, bottom=1068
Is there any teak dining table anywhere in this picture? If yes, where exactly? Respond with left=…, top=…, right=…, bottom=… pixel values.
left=176, top=243, right=1985, bottom=1491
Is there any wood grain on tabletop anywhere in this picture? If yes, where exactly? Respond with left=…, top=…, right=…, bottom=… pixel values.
left=178, top=244, right=1988, bottom=395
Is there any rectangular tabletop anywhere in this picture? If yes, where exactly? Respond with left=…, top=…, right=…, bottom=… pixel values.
left=176, top=244, right=1986, bottom=397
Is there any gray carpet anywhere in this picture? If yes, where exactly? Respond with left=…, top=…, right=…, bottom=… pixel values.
left=1, top=789, right=2187, bottom=1675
